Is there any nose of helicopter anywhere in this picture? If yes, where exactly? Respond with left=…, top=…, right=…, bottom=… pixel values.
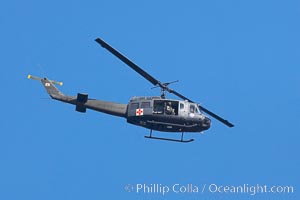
left=203, top=117, right=211, bottom=128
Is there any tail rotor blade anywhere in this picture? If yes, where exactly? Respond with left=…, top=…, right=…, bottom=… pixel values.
left=27, top=74, right=42, bottom=81
left=27, top=74, right=63, bottom=86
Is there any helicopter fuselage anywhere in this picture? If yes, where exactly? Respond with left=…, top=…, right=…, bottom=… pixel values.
left=44, top=88, right=211, bottom=133
left=126, top=96, right=211, bottom=132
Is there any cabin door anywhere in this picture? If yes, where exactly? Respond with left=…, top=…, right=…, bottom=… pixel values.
left=178, top=101, right=189, bottom=118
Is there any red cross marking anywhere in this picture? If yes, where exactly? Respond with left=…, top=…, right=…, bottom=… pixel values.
left=136, top=108, right=144, bottom=116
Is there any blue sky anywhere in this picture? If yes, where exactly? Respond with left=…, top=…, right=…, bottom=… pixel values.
left=1, top=0, right=299, bottom=199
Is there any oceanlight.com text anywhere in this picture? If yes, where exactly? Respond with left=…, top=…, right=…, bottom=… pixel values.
left=124, top=183, right=294, bottom=196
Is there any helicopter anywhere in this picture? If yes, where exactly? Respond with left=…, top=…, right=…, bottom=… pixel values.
left=28, top=38, right=234, bottom=143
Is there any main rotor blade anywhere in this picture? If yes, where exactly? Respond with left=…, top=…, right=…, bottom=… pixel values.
left=168, top=89, right=193, bottom=102
left=198, top=105, right=234, bottom=127
left=169, top=89, right=234, bottom=127
left=95, top=38, right=160, bottom=86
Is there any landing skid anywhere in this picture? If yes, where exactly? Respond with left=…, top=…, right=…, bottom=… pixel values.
left=145, top=135, right=194, bottom=143
left=145, top=130, right=194, bottom=143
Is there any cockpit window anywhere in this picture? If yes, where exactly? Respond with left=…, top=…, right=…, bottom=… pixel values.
left=180, top=103, right=184, bottom=110
left=195, top=106, right=200, bottom=114
left=190, top=104, right=200, bottom=114
left=190, top=105, right=195, bottom=113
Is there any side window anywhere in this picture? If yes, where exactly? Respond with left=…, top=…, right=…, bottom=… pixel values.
left=141, top=102, right=150, bottom=108
left=131, top=103, right=139, bottom=110
left=153, top=100, right=164, bottom=114
left=180, top=103, right=184, bottom=110
left=190, top=105, right=195, bottom=113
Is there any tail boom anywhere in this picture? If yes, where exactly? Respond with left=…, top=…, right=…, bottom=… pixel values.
left=28, top=75, right=127, bottom=118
